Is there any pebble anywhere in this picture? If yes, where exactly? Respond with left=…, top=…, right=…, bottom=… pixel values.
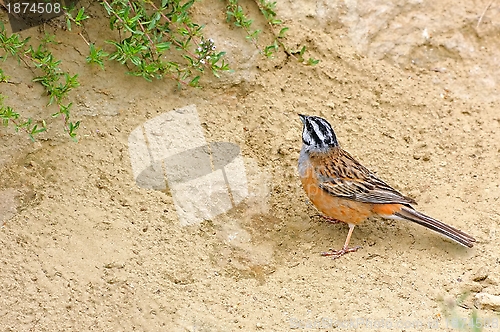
left=472, top=267, right=489, bottom=282
left=475, top=293, right=500, bottom=311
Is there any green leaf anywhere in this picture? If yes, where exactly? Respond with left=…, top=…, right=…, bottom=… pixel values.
left=278, top=27, right=289, bottom=38
left=307, top=58, right=320, bottom=66
left=189, top=75, right=200, bottom=87
left=182, top=0, right=195, bottom=11
left=156, top=42, right=171, bottom=52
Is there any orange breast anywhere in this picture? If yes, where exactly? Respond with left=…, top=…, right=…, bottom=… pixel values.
left=372, top=203, right=404, bottom=216
left=300, top=162, right=374, bottom=224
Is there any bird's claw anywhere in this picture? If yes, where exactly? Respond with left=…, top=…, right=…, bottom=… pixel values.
left=321, top=246, right=362, bottom=259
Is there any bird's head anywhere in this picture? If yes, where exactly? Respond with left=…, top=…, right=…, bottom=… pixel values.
left=299, top=114, right=339, bottom=151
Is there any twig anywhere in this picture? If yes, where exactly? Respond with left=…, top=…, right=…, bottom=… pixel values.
left=252, top=0, right=300, bottom=59
left=477, top=0, right=495, bottom=30
left=226, top=0, right=260, bottom=50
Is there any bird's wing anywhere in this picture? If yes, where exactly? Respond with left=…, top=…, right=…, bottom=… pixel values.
left=315, top=149, right=416, bottom=205
left=318, top=177, right=415, bottom=205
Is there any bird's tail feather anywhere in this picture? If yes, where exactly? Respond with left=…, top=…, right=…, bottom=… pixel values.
left=394, top=206, right=476, bottom=248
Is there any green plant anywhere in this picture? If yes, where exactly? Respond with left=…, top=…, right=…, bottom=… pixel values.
left=226, top=0, right=261, bottom=48
left=2, top=0, right=321, bottom=141
left=0, top=95, right=47, bottom=141
left=294, top=45, right=320, bottom=66
left=0, top=68, right=8, bottom=82
left=225, top=0, right=319, bottom=64
left=65, top=6, right=90, bottom=31
left=97, top=0, right=230, bottom=85
left=86, top=43, right=109, bottom=69
left=0, top=23, right=80, bottom=140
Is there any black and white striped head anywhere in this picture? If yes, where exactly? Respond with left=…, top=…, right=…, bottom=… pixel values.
left=299, top=114, right=339, bottom=150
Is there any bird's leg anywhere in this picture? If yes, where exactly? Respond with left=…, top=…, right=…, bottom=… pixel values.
left=321, top=224, right=362, bottom=259
left=312, top=214, right=343, bottom=224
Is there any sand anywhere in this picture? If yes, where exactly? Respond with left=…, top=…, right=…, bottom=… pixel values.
left=1, top=0, right=499, bottom=331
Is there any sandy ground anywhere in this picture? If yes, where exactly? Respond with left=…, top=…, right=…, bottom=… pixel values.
left=1, top=0, right=500, bottom=331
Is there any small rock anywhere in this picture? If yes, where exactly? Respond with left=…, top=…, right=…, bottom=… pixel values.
left=475, top=293, right=500, bottom=311
left=461, top=282, right=483, bottom=293
left=472, top=267, right=489, bottom=282
left=486, top=275, right=499, bottom=286
left=256, top=322, right=263, bottom=329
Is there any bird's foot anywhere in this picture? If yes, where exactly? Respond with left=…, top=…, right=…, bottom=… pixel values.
left=312, top=214, right=343, bottom=224
left=321, top=246, right=362, bottom=259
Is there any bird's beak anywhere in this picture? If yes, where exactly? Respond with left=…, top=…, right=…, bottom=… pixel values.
left=298, top=114, right=306, bottom=124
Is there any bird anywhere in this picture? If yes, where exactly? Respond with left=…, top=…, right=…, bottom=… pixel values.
left=298, top=114, right=476, bottom=259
